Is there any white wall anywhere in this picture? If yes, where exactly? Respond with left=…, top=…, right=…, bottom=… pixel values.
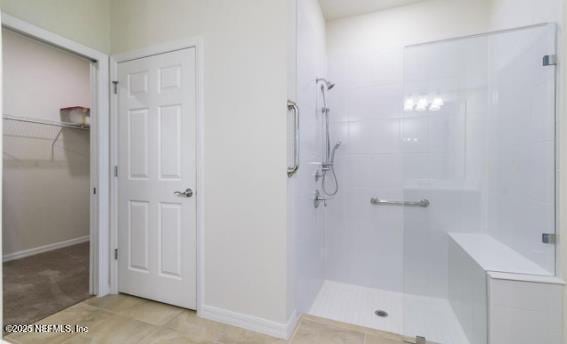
left=489, top=0, right=562, bottom=31
left=0, top=0, right=111, bottom=53
left=3, top=29, right=91, bottom=121
left=110, top=0, right=292, bottom=326
left=2, top=28, right=91, bottom=256
left=293, top=0, right=327, bottom=313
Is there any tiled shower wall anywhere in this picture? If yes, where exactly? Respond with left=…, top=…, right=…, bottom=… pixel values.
left=323, top=0, right=490, bottom=294
left=322, top=0, right=560, bottom=297
left=293, top=0, right=327, bottom=312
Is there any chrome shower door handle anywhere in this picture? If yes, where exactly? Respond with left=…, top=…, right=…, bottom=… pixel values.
left=287, top=100, right=300, bottom=177
left=174, top=188, right=193, bottom=198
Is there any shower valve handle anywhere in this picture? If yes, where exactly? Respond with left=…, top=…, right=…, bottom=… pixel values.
left=314, top=190, right=329, bottom=208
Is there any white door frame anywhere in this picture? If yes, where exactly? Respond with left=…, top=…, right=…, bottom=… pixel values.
left=1, top=13, right=110, bottom=296
left=110, top=38, right=205, bottom=310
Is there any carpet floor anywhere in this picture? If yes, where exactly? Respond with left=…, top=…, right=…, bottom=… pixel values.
left=3, top=242, right=90, bottom=326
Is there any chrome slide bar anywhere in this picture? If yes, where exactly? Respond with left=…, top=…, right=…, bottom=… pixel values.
left=287, top=100, right=300, bottom=177
left=370, top=197, right=430, bottom=208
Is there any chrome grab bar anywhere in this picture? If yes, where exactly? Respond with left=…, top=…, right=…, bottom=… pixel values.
left=370, top=198, right=430, bottom=208
left=287, top=100, right=300, bottom=177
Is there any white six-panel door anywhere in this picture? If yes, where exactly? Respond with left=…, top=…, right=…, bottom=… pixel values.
left=117, top=48, right=196, bottom=309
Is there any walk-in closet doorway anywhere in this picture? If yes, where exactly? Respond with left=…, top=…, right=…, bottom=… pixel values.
left=0, top=13, right=110, bottom=326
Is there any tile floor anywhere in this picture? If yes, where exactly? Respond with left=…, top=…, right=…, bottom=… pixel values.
left=4, top=294, right=405, bottom=344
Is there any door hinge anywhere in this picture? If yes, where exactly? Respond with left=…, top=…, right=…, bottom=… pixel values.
left=114, top=248, right=118, bottom=260
left=542, top=233, right=557, bottom=244
left=112, top=81, right=119, bottom=94
left=114, top=165, right=119, bottom=177
left=93, top=187, right=97, bottom=195
left=543, top=55, right=557, bottom=66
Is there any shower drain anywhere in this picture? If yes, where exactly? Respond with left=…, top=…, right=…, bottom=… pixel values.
left=374, top=310, right=388, bottom=318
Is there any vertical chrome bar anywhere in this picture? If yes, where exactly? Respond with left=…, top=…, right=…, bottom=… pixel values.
left=287, top=100, right=300, bottom=177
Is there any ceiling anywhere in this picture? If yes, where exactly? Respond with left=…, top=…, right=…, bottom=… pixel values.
left=319, top=0, right=427, bottom=20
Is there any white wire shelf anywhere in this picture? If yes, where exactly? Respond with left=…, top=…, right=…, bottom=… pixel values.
left=3, top=114, right=89, bottom=161
left=2, top=114, right=90, bottom=130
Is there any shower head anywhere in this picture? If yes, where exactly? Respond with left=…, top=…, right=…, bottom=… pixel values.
left=316, top=78, right=336, bottom=90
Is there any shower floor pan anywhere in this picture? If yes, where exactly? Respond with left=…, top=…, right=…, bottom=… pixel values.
left=309, top=280, right=469, bottom=344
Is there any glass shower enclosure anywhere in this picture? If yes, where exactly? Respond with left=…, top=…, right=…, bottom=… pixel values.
left=401, top=24, right=557, bottom=344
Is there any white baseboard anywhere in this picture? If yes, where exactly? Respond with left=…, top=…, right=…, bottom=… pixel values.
left=3, top=235, right=90, bottom=262
left=199, top=305, right=300, bottom=339
left=286, top=311, right=300, bottom=339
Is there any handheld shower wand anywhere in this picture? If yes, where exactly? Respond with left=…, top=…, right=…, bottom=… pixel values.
left=330, top=141, right=342, bottom=163
left=322, top=141, right=341, bottom=196
left=316, top=78, right=341, bottom=197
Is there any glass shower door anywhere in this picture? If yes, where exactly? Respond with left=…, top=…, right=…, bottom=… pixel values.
left=401, top=24, right=557, bottom=344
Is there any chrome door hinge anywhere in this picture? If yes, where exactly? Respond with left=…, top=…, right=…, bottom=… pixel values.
left=542, top=233, right=557, bottom=244
left=93, top=187, right=97, bottom=195
left=114, top=248, right=118, bottom=260
left=114, top=165, right=119, bottom=177
left=112, top=81, right=119, bottom=94
left=543, top=55, right=557, bottom=66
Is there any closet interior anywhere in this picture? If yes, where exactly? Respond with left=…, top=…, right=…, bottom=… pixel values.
left=2, top=28, right=92, bottom=325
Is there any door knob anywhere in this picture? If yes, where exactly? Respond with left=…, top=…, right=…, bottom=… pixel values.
left=174, top=188, right=193, bottom=198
